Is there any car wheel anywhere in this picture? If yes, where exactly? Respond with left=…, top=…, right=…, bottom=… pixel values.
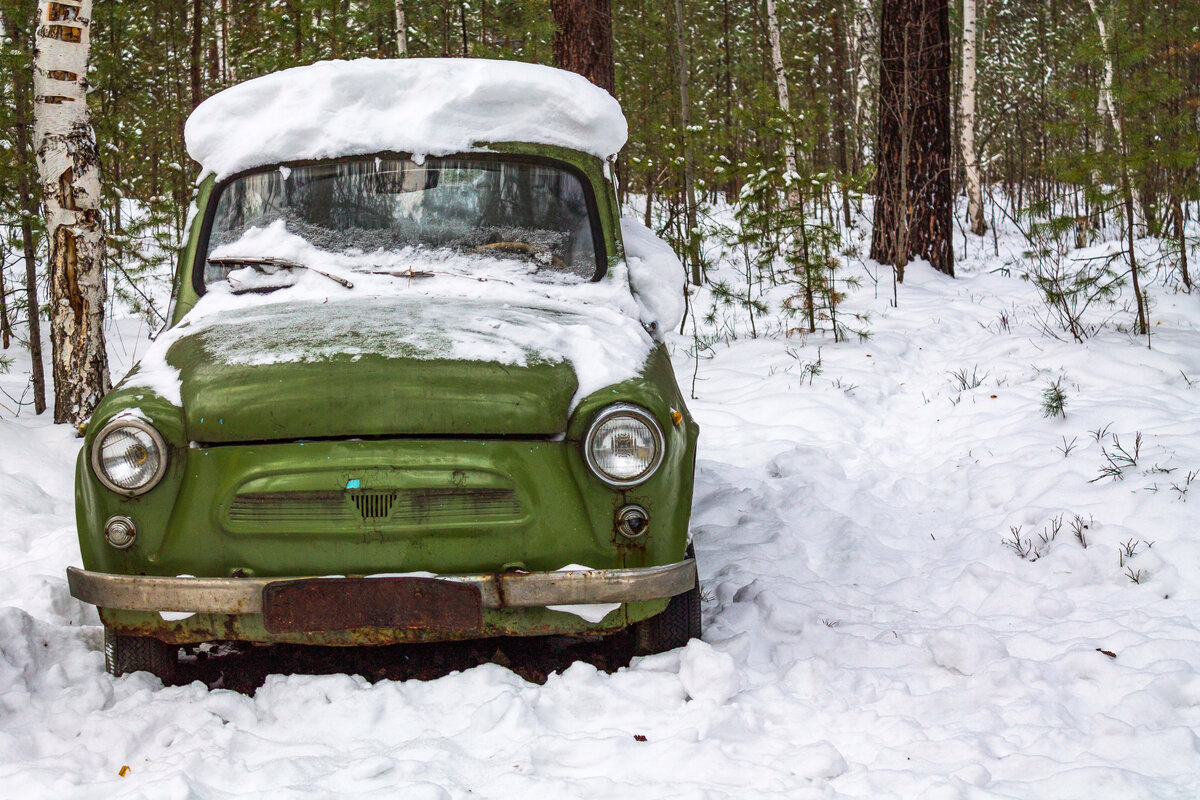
left=104, top=627, right=179, bottom=683
left=633, top=544, right=701, bottom=655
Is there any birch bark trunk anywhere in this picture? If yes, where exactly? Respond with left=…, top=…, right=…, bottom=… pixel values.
left=765, top=0, right=798, bottom=203
left=767, top=0, right=821, bottom=329
left=1085, top=0, right=1144, bottom=236
left=960, top=0, right=986, bottom=235
left=395, top=0, right=407, bottom=56
left=217, top=0, right=229, bottom=82
left=32, top=0, right=110, bottom=425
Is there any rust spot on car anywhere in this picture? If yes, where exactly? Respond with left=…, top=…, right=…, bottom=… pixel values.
left=262, top=577, right=483, bottom=634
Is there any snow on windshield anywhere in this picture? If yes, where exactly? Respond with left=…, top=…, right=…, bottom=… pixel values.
left=204, top=156, right=601, bottom=283
left=185, top=58, right=628, bottom=180
left=124, top=219, right=653, bottom=410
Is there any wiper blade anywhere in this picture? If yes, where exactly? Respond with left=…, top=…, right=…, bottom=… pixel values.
left=208, top=256, right=354, bottom=289
left=367, top=268, right=435, bottom=279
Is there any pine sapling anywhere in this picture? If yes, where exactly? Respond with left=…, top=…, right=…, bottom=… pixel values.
left=1041, top=378, right=1068, bottom=418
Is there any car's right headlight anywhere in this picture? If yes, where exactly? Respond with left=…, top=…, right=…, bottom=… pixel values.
left=91, top=417, right=168, bottom=496
left=584, top=403, right=664, bottom=487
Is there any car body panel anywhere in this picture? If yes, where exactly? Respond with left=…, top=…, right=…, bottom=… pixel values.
left=74, top=138, right=698, bottom=646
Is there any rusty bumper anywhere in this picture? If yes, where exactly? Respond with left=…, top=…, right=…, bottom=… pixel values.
left=66, top=560, right=697, bottom=617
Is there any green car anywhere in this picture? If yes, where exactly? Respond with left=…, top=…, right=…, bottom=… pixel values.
left=67, top=58, right=700, bottom=681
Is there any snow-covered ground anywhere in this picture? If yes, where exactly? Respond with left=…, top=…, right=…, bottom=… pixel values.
left=1, top=209, right=1199, bottom=798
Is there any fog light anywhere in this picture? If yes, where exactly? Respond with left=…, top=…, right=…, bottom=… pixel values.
left=104, top=515, right=137, bottom=549
left=615, top=504, right=649, bottom=538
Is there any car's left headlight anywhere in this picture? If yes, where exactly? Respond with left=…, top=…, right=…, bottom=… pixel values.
left=91, top=417, right=168, bottom=496
left=584, top=403, right=664, bottom=487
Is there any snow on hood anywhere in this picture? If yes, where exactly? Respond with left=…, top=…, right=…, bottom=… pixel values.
left=184, top=58, right=629, bottom=179
left=122, top=224, right=653, bottom=410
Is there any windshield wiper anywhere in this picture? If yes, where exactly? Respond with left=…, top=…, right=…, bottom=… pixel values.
left=367, top=268, right=435, bottom=279
left=208, top=256, right=355, bottom=290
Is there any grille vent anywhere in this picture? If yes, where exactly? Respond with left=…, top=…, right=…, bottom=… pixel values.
left=226, top=487, right=524, bottom=530
left=352, top=492, right=397, bottom=521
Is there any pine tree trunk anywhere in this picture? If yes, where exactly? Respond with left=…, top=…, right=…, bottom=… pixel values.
left=0, top=14, right=12, bottom=352
left=871, top=0, right=954, bottom=277
left=6, top=6, right=47, bottom=413
left=671, top=0, right=700, bottom=284
left=830, top=4, right=854, bottom=230
left=190, top=0, right=202, bottom=107
left=960, top=0, right=986, bottom=235
left=549, top=0, right=614, bottom=93
left=1174, top=198, right=1191, bottom=291
left=720, top=0, right=737, bottom=201
left=0, top=240, right=10, bottom=351
left=32, top=0, right=110, bottom=425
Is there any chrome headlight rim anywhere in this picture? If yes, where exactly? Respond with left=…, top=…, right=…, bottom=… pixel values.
left=583, top=403, right=665, bottom=488
left=90, top=416, right=169, bottom=497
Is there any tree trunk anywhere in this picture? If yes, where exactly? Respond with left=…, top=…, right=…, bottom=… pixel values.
left=1085, top=0, right=1144, bottom=236
left=671, top=0, right=700, bottom=284
left=217, top=0, right=229, bottom=82
left=871, top=0, right=954, bottom=277
left=850, top=1, right=870, bottom=174
left=960, top=0, right=986, bottom=235
left=720, top=0, right=737, bottom=200
left=1174, top=198, right=1191, bottom=291
left=32, top=0, right=110, bottom=425
left=190, top=0, right=202, bottom=107
left=548, top=0, right=614, bottom=93
left=830, top=4, right=854, bottom=230
left=395, top=0, right=407, bottom=56
left=459, top=1, right=468, bottom=57
left=765, top=0, right=798, bottom=192
left=6, top=5, right=47, bottom=413
left=0, top=241, right=9, bottom=351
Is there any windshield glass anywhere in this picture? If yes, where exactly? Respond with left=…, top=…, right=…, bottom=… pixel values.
left=201, top=155, right=601, bottom=289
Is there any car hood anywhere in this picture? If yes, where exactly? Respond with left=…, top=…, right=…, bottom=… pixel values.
left=156, top=295, right=592, bottom=442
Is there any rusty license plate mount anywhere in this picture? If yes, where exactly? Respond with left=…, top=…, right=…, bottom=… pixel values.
left=262, top=577, right=483, bottom=634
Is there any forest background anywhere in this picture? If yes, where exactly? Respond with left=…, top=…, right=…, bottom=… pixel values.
left=0, top=0, right=1197, bottom=419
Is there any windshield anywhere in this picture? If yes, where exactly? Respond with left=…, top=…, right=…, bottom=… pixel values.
left=200, top=155, right=602, bottom=289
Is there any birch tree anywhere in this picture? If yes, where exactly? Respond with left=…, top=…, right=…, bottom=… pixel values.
left=960, top=0, right=985, bottom=236
left=395, top=0, right=407, bottom=56
left=1084, top=0, right=1147, bottom=334
left=765, top=0, right=797, bottom=197
left=31, top=0, right=109, bottom=425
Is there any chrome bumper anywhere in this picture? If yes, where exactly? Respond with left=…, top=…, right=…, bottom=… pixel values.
left=66, top=560, right=697, bottom=614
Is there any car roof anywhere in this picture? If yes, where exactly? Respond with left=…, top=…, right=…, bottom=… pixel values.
left=185, top=58, right=628, bottom=180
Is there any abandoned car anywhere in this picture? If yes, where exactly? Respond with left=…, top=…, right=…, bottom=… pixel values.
left=67, top=58, right=700, bottom=680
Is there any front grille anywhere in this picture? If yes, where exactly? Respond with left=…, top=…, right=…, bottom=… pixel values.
left=226, top=487, right=524, bottom=531
left=352, top=492, right=396, bottom=521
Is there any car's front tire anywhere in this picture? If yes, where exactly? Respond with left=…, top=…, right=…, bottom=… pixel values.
left=104, top=627, right=179, bottom=683
left=633, top=545, right=701, bottom=655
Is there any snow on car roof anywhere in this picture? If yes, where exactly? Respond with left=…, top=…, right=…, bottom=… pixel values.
left=184, top=58, right=629, bottom=179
